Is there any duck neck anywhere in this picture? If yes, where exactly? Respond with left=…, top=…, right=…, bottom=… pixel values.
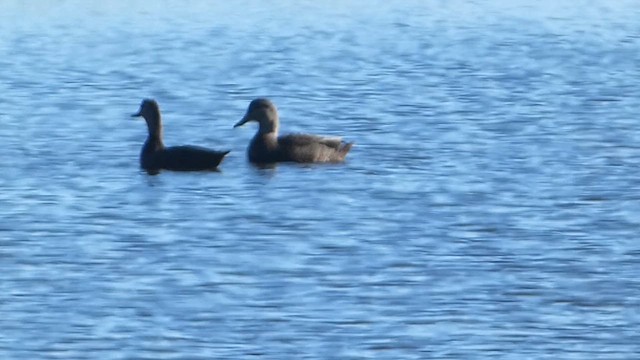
left=258, top=116, right=279, bottom=136
left=144, top=113, right=165, bottom=149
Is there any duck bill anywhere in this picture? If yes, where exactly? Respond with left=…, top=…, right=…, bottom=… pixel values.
left=233, top=114, right=250, bottom=128
left=131, top=112, right=141, bottom=118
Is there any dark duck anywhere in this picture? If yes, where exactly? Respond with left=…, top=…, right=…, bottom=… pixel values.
left=132, top=99, right=229, bottom=174
left=234, top=98, right=353, bottom=164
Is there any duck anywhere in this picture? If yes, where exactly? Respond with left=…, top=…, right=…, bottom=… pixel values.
left=132, top=99, right=229, bottom=174
left=233, top=98, right=353, bottom=164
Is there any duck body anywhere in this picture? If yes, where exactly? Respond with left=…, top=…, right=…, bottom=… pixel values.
left=248, top=132, right=352, bottom=164
left=133, top=99, right=229, bottom=174
left=141, top=139, right=229, bottom=172
left=235, top=98, right=353, bottom=165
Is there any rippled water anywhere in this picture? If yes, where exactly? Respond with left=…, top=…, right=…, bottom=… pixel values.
left=1, top=1, right=639, bottom=358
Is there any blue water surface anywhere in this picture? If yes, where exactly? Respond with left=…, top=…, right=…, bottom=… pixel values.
left=1, top=1, right=639, bottom=359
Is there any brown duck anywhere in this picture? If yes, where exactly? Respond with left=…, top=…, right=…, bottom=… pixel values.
left=234, top=98, right=353, bottom=164
left=132, top=99, right=229, bottom=174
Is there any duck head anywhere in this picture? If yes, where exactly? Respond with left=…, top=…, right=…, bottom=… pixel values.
left=132, top=99, right=162, bottom=138
left=132, top=99, right=160, bottom=120
left=234, top=98, right=279, bottom=134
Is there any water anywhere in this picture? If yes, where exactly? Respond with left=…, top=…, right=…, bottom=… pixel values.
left=1, top=0, right=639, bottom=358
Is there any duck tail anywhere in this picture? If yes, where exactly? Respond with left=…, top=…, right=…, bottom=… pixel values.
left=341, top=142, right=354, bottom=157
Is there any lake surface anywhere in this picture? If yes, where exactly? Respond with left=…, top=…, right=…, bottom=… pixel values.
left=1, top=0, right=639, bottom=358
